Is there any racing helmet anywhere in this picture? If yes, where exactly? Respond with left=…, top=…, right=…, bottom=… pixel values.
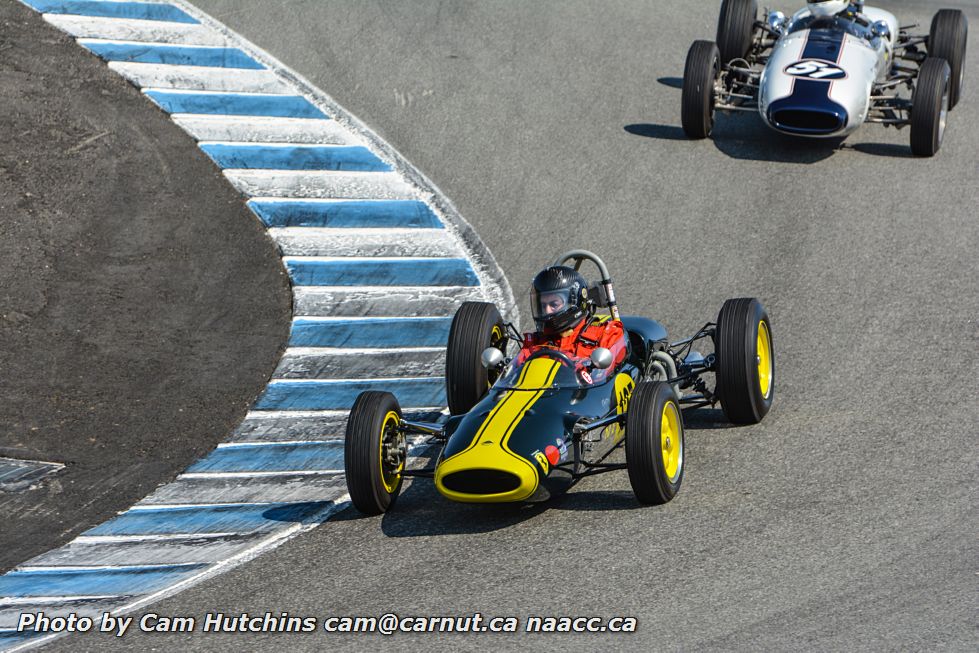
left=806, top=0, right=848, bottom=18
left=530, top=266, right=590, bottom=336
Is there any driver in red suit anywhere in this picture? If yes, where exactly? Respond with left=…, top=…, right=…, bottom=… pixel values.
left=518, top=266, right=628, bottom=378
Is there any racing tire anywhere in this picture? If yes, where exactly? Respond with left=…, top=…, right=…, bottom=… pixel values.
left=715, top=298, right=774, bottom=425
left=716, top=0, right=757, bottom=64
left=682, top=40, right=721, bottom=139
left=928, top=9, right=968, bottom=109
left=345, top=391, right=406, bottom=515
left=445, top=301, right=507, bottom=415
left=910, top=58, right=951, bottom=158
left=625, top=381, right=684, bottom=505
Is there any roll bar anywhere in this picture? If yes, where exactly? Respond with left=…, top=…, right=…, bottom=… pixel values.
left=552, top=250, right=619, bottom=320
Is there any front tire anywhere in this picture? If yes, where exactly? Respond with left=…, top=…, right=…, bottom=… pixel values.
left=929, top=9, right=968, bottom=109
left=716, top=0, right=758, bottom=64
left=715, top=298, right=774, bottom=424
left=911, top=58, right=951, bottom=157
left=681, top=40, right=721, bottom=139
left=345, top=391, right=405, bottom=515
left=445, top=301, right=507, bottom=415
left=625, top=381, right=684, bottom=505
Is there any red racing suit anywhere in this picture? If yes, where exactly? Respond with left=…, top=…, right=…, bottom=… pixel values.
left=518, top=317, right=629, bottom=379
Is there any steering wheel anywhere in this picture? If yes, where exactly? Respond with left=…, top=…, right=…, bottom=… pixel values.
left=525, top=347, right=577, bottom=369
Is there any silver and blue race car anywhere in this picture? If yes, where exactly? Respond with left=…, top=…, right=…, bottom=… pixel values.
left=681, top=1, right=968, bottom=156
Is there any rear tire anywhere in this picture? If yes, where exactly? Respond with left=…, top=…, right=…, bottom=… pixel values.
left=715, top=298, right=774, bottom=424
left=911, top=58, right=951, bottom=157
left=716, top=0, right=758, bottom=64
left=625, top=381, right=684, bottom=505
left=682, top=40, right=721, bottom=139
left=929, top=9, right=968, bottom=109
left=445, top=301, right=507, bottom=415
left=345, top=391, right=405, bottom=515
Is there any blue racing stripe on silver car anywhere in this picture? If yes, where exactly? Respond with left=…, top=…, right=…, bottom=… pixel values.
left=187, top=442, right=344, bottom=473
left=87, top=503, right=332, bottom=537
left=0, top=564, right=209, bottom=597
left=285, top=258, right=480, bottom=287
left=145, top=91, right=328, bottom=118
left=200, top=144, right=390, bottom=172
left=290, top=317, right=452, bottom=347
left=81, top=43, right=263, bottom=69
left=21, top=0, right=199, bottom=23
left=249, top=199, right=443, bottom=228
left=256, top=379, right=446, bottom=410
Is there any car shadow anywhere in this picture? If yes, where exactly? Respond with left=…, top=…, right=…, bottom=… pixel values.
left=681, top=407, right=738, bottom=431
left=844, top=142, right=915, bottom=158
left=624, top=123, right=688, bottom=140
left=375, top=478, right=550, bottom=537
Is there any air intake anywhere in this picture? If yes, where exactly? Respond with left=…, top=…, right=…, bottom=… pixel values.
left=770, top=109, right=845, bottom=134
left=440, top=469, right=522, bottom=495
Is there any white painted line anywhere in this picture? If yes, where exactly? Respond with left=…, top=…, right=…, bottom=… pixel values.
left=0, top=596, right=119, bottom=606
left=271, top=228, right=463, bottom=258
left=73, top=533, right=241, bottom=544
left=109, top=62, right=290, bottom=93
left=282, top=255, right=462, bottom=263
left=281, top=346, right=446, bottom=355
left=43, top=15, right=229, bottom=46
left=179, top=470, right=343, bottom=479
left=127, top=502, right=276, bottom=511
left=17, top=563, right=204, bottom=573
left=215, top=440, right=336, bottom=448
left=266, top=376, right=438, bottom=384
left=76, top=37, right=240, bottom=50
left=290, top=315, right=449, bottom=323
left=173, top=115, right=354, bottom=144
left=223, top=170, right=418, bottom=199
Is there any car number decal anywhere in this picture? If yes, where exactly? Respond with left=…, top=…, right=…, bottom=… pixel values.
left=784, top=59, right=847, bottom=80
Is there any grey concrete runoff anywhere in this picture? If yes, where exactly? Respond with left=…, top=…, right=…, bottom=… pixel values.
left=26, top=0, right=979, bottom=652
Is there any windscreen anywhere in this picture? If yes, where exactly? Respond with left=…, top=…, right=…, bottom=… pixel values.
left=495, top=349, right=611, bottom=390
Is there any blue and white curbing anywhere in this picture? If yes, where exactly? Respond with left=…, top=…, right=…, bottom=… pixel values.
left=2, top=1, right=517, bottom=650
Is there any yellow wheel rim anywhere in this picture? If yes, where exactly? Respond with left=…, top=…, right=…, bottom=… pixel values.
left=487, top=324, right=504, bottom=389
left=756, top=320, right=773, bottom=399
left=379, top=410, right=403, bottom=494
left=660, top=400, right=683, bottom=483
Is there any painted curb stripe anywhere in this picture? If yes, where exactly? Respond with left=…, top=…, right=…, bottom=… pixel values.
left=250, top=199, right=442, bottom=229
left=173, top=115, right=352, bottom=144
left=145, top=90, right=328, bottom=119
left=186, top=442, right=344, bottom=474
left=80, top=42, right=263, bottom=69
left=284, top=258, right=480, bottom=287
left=293, top=286, right=485, bottom=317
left=274, top=348, right=445, bottom=380
left=22, top=0, right=198, bottom=23
left=200, top=144, right=390, bottom=172
left=256, top=379, right=446, bottom=411
left=110, top=62, right=289, bottom=93
left=0, top=565, right=209, bottom=598
left=44, top=14, right=227, bottom=45
left=289, top=317, right=451, bottom=348
left=86, top=502, right=332, bottom=537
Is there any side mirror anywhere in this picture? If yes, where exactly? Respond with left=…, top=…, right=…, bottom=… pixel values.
left=871, top=20, right=891, bottom=41
left=767, top=10, right=786, bottom=34
left=590, top=348, right=613, bottom=370
left=481, top=347, right=505, bottom=370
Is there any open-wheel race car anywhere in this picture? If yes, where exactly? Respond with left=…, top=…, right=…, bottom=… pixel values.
left=681, top=1, right=969, bottom=156
left=343, top=251, right=775, bottom=514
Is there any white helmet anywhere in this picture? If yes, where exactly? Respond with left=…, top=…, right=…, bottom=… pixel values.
left=807, top=0, right=848, bottom=18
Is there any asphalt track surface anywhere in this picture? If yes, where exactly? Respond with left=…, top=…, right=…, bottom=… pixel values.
left=0, top=0, right=290, bottom=571
left=34, top=0, right=979, bottom=651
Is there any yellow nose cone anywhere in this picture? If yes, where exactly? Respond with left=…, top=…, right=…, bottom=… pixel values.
left=435, top=441, right=539, bottom=503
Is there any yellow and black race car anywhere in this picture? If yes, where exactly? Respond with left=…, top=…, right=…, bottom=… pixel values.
left=344, top=251, right=774, bottom=514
